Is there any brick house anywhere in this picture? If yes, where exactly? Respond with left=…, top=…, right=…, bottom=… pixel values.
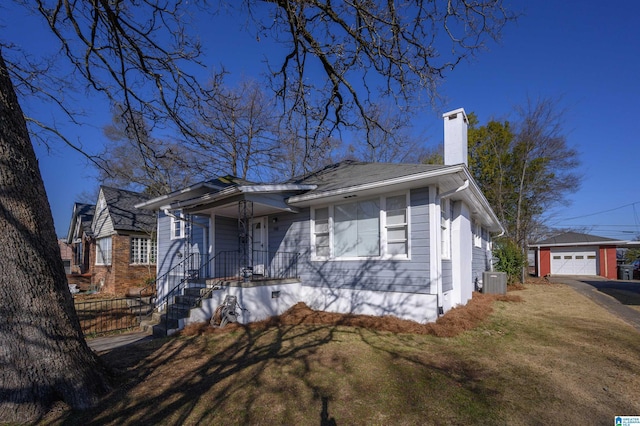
left=57, top=239, right=73, bottom=274
left=67, top=187, right=157, bottom=295
left=66, top=202, right=95, bottom=276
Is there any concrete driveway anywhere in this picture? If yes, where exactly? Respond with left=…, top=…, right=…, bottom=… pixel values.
left=547, top=276, right=640, bottom=331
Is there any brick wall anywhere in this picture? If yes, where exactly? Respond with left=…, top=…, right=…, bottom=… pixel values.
left=90, top=233, right=156, bottom=295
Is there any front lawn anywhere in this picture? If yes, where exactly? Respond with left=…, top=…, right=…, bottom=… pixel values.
left=43, top=282, right=640, bottom=425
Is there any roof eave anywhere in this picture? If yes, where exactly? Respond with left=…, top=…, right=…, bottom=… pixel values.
left=134, top=181, right=225, bottom=210
left=529, top=240, right=629, bottom=248
left=287, top=165, right=467, bottom=205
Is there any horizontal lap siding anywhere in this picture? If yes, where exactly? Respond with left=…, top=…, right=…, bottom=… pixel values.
left=268, top=212, right=307, bottom=255
left=442, top=260, right=452, bottom=292
left=157, top=213, right=209, bottom=276
left=294, top=187, right=431, bottom=295
left=156, top=212, right=177, bottom=277
left=472, top=239, right=492, bottom=285
left=215, top=216, right=239, bottom=253
left=92, top=193, right=113, bottom=238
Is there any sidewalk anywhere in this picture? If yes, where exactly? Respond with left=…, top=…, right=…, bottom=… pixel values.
left=548, top=276, right=640, bottom=332
left=87, top=330, right=154, bottom=352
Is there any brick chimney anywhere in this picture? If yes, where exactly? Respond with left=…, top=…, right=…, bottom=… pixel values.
left=443, top=108, right=468, bottom=166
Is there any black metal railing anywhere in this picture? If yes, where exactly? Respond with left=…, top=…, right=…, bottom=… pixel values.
left=210, top=250, right=299, bottom=281
left=160, top=250, right=299, bottom=333
left=74, top=297, right=148, bottom=336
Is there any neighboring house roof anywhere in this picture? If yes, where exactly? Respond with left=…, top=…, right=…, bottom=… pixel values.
left=530, top=232, right=626, bottom=248
left=99, top=186, right=156, bottom=233
left=65, top=202, right=95, bottom=243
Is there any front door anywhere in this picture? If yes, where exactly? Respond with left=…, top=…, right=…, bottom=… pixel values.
left=251, top=217, right=268, bottom=275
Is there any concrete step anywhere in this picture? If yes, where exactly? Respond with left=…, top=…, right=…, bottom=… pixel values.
left=183, top=287, right=212, bottom=297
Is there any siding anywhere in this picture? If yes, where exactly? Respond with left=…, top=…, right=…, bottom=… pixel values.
left=471, top=233, right=492, bottom=287
left=92, top=192, right=114, bottom=238
left=157, top=211, right=180, bottom=276
left=441, top=260, right=453, bottom=293
left=156, top=212, right=208, bottom=276
left=289, top=187, right=432, bottom=295
left=214, top=216, right=239, bottom=253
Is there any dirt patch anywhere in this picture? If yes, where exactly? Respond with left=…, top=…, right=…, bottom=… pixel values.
left=180, top=291, right=523, bottom=338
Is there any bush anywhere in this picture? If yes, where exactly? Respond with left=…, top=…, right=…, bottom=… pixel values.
left=493, top=238, right=526, bottom=284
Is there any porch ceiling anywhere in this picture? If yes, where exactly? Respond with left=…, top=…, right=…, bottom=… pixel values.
left=183, top=194, right=298, bottom=218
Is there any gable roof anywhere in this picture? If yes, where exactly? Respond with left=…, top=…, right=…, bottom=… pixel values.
left=65, top=202, right=95, bottom=243
left=100, top=186, right=156, bottom=233
left=531, top=231, right=626, bottom=247
left=286, top=161, right=503, bottom=233
left=135, top=161, right=504, bottom=234
left=290, top=160, right=449, bottom=192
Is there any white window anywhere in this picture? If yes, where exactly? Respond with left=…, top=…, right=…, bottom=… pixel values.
left=334, top=199, right=380, bottom=257
left=96, top=237, right=112, bottom=265
left=474, top=221, right=482, bottom=248
left=311, top=193, right=409, bottom=260
left=130, top=237, right=157, bottom=264
left=385, top=195, right=408, bottom=256
left=441, top=199, right=451, bottom=260
left=171, top=214, right=188, bottom=239
left=313, top=207, right=330, bottom=258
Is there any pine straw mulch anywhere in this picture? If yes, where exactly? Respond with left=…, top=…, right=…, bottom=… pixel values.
left=180, top=286, right=525, bottom=339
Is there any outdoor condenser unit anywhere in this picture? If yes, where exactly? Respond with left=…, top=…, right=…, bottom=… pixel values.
left=482, top=271, right=507, bottom=295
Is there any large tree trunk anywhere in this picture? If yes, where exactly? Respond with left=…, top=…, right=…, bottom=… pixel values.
left=0, top=52, right=109, bottom=422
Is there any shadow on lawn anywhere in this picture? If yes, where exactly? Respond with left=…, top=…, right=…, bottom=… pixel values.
left=41, top=286, right=638, bottom=425
left=47, top=292, right=524, bottom=425
left=53, top=321, right=342, bottom=425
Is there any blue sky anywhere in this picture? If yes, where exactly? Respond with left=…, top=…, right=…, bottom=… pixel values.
left=3, top=1, right=640, bottom=240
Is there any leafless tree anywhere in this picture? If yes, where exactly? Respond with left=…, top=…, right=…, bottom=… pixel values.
left=0, top=52, right=109, bottom=423
left=468, top=98, right=580, bottom=249
left=98, top=105, right=198, bottom=196
left=191, top=78, right=281, bottom=181
left=350, top=103, right=427, bottom=163
left=252, top=0, right=513, bottom=165
left=0, top=0, right=514, bottom=421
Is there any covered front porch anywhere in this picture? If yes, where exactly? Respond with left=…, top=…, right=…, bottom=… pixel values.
left=136, top=178, right=314, bottom=335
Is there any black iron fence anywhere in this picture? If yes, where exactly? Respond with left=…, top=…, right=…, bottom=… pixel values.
left=74, top=296, right=153, bottom=336
left=76, top=250, right=301, bottom=337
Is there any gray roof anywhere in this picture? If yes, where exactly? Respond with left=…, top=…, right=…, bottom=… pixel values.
left=77, top=203, right=95, bottom=236
left=206, top=174, right=257, bottom=187
left=101, top=187, right=156, bottom=233
left=291, top=160, right=448, bottom=193
left=66, top=202, right=95, bottom=242
left=533, top=231, right=621, bottom=246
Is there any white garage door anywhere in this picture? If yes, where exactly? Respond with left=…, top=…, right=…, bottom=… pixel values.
left=550, top=247, right=598, bottom=275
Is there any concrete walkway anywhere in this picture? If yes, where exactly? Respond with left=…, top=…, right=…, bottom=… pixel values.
left=87, top=330, right=155, bottom=352
left=548, top=276, right=640, bottom=332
